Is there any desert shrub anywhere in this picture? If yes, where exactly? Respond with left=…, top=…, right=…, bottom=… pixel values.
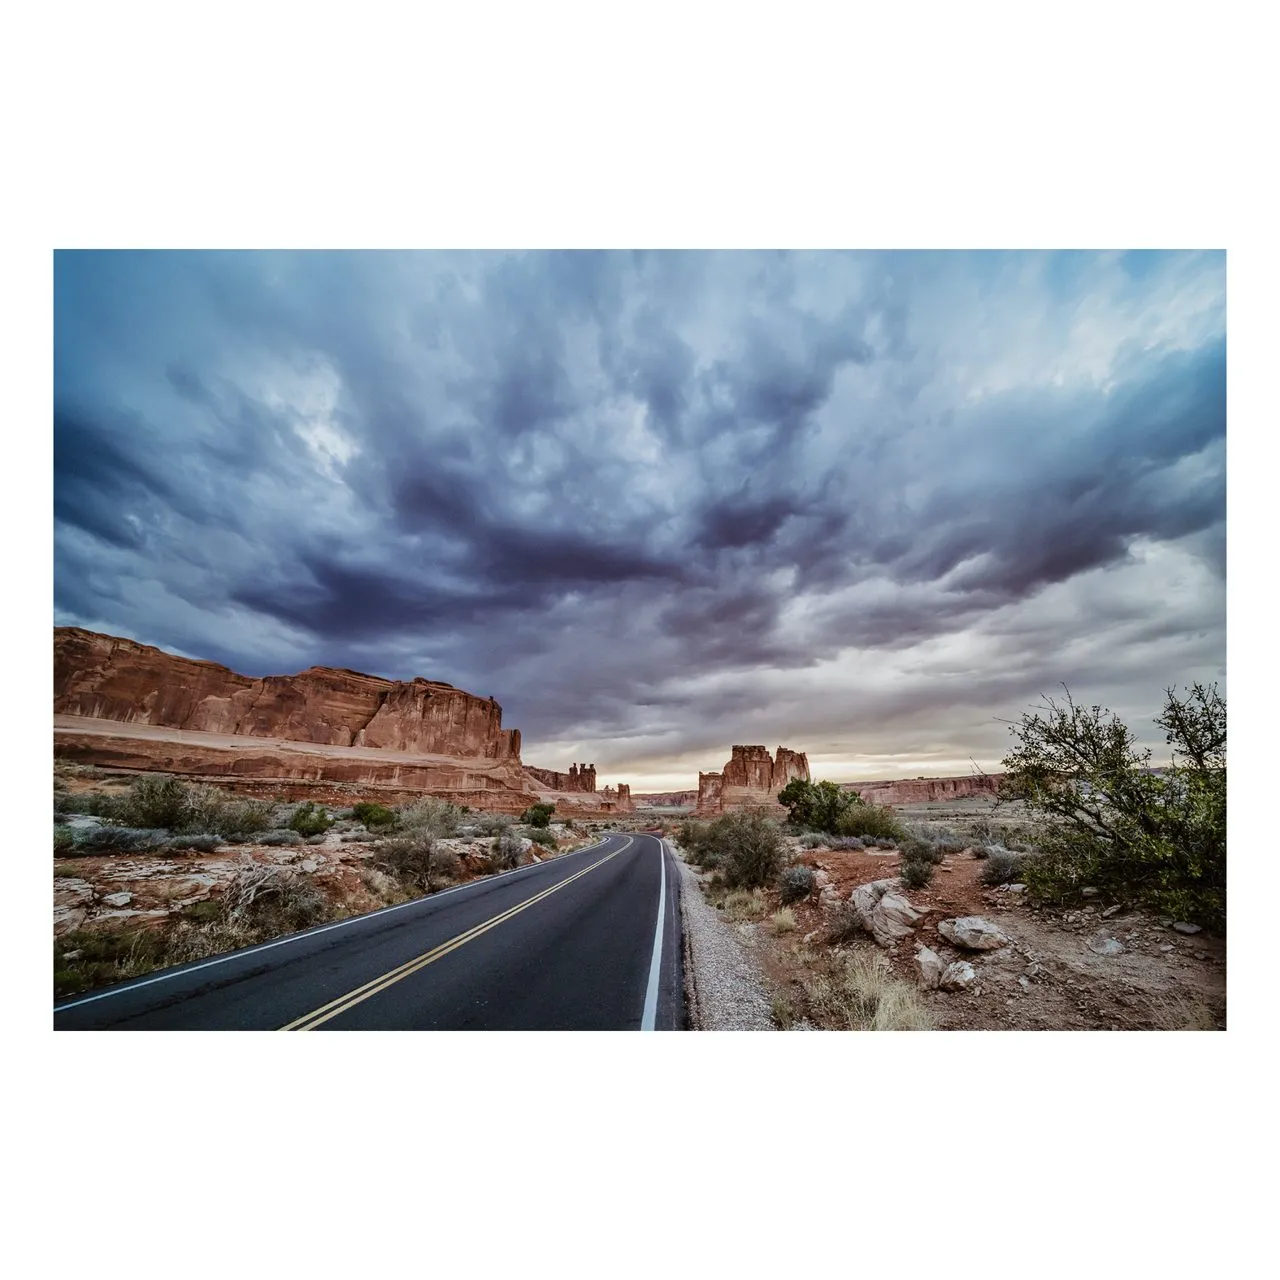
left=179, top=898, right=225, bottom=923
left=166, top=834, right=221, bottom=854
left=833, top=803, right=906, bottom=843
left=112, top=776, right=193, bottom=830
left=397, top=797, right=463, bottom=838
left=718, top=810, right=785, bottom=889
left=472, top=811, right=516, bottom=836
left=491, top=828, right=524, bottom=871
left=305, top=833, right=328, bottom=846
left=352, top=802, right=398, bottom=829
left=56, top=791, right=121, bottom=819
left=771, top=992, right=797, bottom=1029
left=826, top=902, right=864, bottom=944
left=211, top=799, right=274, bottom=839
left=901, top=835, right=944, bottom=865
left=525, top=827, right=557, bottom=848
left=798, top=833, right=828, bottom=848
left=221, top=866, right=330, bottom=931
left=827, top=836, right=865, bottom=851
left=340, top=833, right=371, bottom=843
left=722, top=888, right=769, bottom=921
left=980, top=847, right=1025, bottom=886
left=778, top=865, right=816, bottom=904
left=72, top=826, right=169, bottom=853
left=1002, top=682, right=1226, bottom=929
left=522, top=802, right=556, bottom=828
left=899, top=855, right=935, bottom=890
left=289, top=802, right=333, bottom=838
left=54, top=824, right=75, bottom=857
left=258, top=829, right=304, bottom=847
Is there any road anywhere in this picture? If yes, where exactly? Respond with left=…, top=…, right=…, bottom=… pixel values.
left=54, top=832, right=684, bottom=1031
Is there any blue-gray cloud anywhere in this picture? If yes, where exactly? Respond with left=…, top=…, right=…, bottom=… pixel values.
left=53, top=250, right=1227, bottom=779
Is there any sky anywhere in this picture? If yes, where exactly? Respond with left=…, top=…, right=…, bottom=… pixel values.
left=53, top=250, right=1226, bottom=792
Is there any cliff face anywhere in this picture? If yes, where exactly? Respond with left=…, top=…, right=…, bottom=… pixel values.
left=697, top=745, right=810, bottom=814
left=843, top=774, right=1001, bottom=806
left=633, top=790, right=698, bottom=808
left=54, top=628, right=520, bottom=760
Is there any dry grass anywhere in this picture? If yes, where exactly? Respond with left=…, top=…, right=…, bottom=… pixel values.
left=800, top=949, right=934, bottom=1030
left=722, top=888, right=769, bottom=922
left=769, top=907, right=797, bottom=935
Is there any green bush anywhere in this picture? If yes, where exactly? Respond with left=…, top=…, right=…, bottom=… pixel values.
left=833, top=802, right=906, bottom=843
left=167, top=834, right=221, bottom=854
left=56, top=791, right=121, bottom=819
left=778, top=778, right=861, bottom=833
left=352, top=802, right=398, bottom=829
left=522, top=802, right=556, bottom=829
left=718, top=810, right=785, bottom=889
left=54, top=824, right=75, bottom=857
left=525, top=827, right=557, bottom=848
left=210, top=798, right=274, bottom=839
left=1002, top=683, right=1226, bottom=929
left=375, top=832, right=438, bottom=892
left=259, top=830, right=304, bottom=847
left=289, top=802, right=333, bottom=838
left=113, top=776, right=193, bottom=829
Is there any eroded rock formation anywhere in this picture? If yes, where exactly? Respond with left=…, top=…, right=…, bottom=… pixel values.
left=696, top=745, right=811, bottom=814
left=55, top=628, right=520, bottom=759
left=54, top=628, right=637, bottom=815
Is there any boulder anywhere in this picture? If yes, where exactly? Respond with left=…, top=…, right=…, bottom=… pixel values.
left=1171, top=922, right=1202, bottom=935
left=938, top=916, right=1011, bottom=951
left=940, top=960, right=977, bottom=991
left=915, top=946, right=946, bottom=989
left=849, top=879, right=927, bottom=947
left=100, top=891, right=134, bottom=908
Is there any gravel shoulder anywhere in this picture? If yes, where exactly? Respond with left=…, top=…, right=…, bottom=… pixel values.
left=675, top=852, right=775, bottom=1030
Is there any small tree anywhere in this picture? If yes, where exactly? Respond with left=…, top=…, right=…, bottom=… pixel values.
left=522, top=802, right=556, bottom=829
left=1000, top=683, right=1226, bottom=929
left=777, top=778, right=861, bottom=833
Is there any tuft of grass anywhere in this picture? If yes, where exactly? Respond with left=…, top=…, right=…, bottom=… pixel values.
left=722, top=888, right=769, bottom=922
left=72, top=826, right=170, bottom=853
left=770, top=907, right=797, bottom=935
left=166, top=834, right=221, bottom=854
left=801, top=951, right=934, bottom=1030
left=771, top=992, right=796, bottom=1029
left=826, top=902, right=863, bottom=944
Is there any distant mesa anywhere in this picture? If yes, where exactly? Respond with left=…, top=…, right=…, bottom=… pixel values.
left=842, top=775, right=1000, bottom=805
left=53, top=628, right=634, bottom=815
left=696, top=744, right=810, bottom=815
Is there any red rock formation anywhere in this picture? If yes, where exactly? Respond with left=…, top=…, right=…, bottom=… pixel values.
left=55, top=628, right=519, bottom=760
left=696, top=745, right=810, bottom=814
left=842, top=774, right=1001, bottom=806
left=523, top=762, right=597, bottom=792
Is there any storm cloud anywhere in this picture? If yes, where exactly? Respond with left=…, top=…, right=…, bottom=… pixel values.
left=53, top=250, right=1226, bottom=788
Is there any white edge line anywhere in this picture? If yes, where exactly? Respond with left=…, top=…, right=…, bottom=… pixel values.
left=640, top=836, right=667, bottom=1031
left=54, top=834, right=616, bottom=1012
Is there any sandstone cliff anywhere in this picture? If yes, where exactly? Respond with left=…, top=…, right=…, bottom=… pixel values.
left=524, top=762, right=597, bottom=792
left=633, top=790, right=698, bottom=808
left=55, top=628, right=520, bottom=760
left=696, top=745, right=811, bottom=815
left=842, top=774, right=1001, bottom=806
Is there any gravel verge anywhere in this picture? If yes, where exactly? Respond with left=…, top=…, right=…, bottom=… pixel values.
left=675, top=852, right=775, bottom=1030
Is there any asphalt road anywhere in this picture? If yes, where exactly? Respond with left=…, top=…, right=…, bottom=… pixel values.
left=54, top=832, right=684, bottom=1031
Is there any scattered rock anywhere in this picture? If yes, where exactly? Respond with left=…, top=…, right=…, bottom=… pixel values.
left=1101, top=904, right=1123, bottom=918
left=1088, top=933, right=1124, bottom=956
left=1081, top=887, right=1100, bottom=897
left=100, top=891, right=133, bottom=908
left=915, top=946, right=946, bottom=989
left=1018, top=975, right=1030, bottom=991
left=940, top=960, right=977, bottom=991
left=1171, top=922, right=1202, bottom=935
left=850, top=879, right=927, bottom=947
left=62, top=949, right=83, bottom=961
left=812, top=869, right=832, bottom=890
left=300, top=858, right=319, bottom=873
left=1159, top=944, right=1174, bottom=953
left=938, top=916, right=1011, bottom=951
left=818, top=885, right=841, bottom=912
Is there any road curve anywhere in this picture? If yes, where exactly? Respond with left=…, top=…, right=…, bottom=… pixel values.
left=54, top=833, right=684, bottom=1031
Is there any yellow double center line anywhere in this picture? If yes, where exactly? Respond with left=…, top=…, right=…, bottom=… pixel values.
left=281, top=838, right=630, bottom=1030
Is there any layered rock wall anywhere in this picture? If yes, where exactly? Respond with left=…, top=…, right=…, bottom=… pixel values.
left=523, top=762, right=597, bottom=792
left=843, top=774, right=1001, bottom=806
left=55, top=628, right=520, bottom=760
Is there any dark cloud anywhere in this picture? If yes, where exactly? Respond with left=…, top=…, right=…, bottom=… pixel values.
left=53, top=250, right=1227, bottom=784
